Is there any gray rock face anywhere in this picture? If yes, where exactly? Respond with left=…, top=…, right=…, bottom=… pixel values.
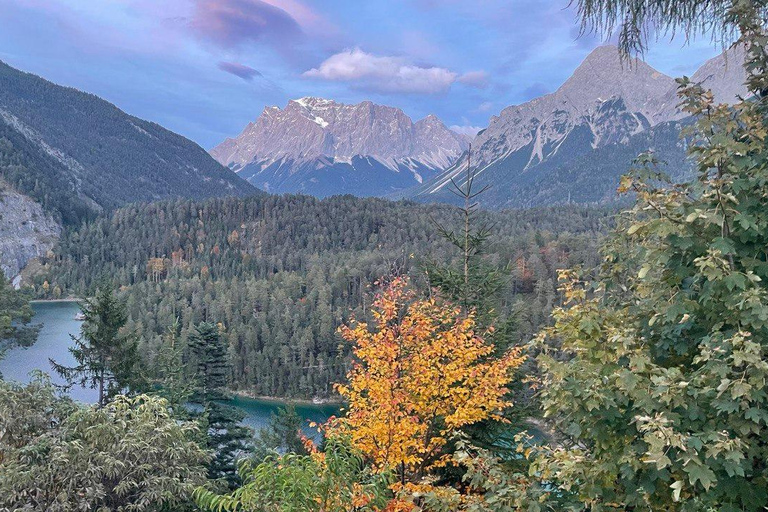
left=443, top=46, right=676, bottom=184
left=0, top=183, right=61, bottom=284
left=211, top=98, right=469, bottom=196
left=691, top=44, right=749, bottom=104
left=412, top=44, right=748, bottom=205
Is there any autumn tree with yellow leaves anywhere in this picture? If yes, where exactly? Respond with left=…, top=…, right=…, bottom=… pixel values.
left=333, top=277, right=525, bottom=482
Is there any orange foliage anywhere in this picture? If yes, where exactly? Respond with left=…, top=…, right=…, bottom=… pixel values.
left=146, top=257, right=168, bottom=282
left=333, top=277, right=524, bottom=476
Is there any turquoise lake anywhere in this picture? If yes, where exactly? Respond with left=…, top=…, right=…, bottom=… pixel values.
left=0, top=301, right=338, bottom=435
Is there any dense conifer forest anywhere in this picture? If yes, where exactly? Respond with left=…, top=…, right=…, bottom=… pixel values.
left=34, top=194, right=610, bottom=397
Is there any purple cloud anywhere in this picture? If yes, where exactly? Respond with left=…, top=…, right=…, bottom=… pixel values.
left=218, top=61, right=262, bottom=80
left=189, top=0, right=303, bottom=48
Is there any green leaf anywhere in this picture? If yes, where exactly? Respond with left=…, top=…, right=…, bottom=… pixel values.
left=686, top=463, right=717, bottom=490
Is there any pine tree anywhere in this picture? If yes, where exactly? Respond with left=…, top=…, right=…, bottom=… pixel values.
left=51, top=285, right=137, bottom=407
left=188, top=322, right=252, bottom=488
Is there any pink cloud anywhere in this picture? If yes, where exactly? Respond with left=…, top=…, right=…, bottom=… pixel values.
left=304, top=48, right=487, bottom=94
left=260, top=0, right=333, bottom=35
left=457, top=70, right=489, bottom=88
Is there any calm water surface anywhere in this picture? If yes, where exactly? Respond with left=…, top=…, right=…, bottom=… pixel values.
left=0, top=301, right=337, bottom=434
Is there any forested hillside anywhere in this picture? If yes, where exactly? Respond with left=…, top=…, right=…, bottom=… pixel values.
left=0, top=60, right=255, bottom=226
left=36, top=195, right=610, bottom=397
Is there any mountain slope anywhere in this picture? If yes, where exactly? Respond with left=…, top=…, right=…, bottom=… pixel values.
left=211, top=97, right=468, bottom=197
left=0, top=60, right=255, bottom=219
left=405, top=45, right=747, bottom=209
left=0, top=60, right=257, bottom=280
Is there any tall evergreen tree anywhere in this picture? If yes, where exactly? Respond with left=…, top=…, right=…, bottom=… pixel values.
left=188, top=322, right=253, bottom=488
left=51, top=285, right=137, bottom=407
left=424, top=148, right=527, bottom=457
left=189, top=322, right=229, bottom=400
left=425, top=146, right=509, bottom=329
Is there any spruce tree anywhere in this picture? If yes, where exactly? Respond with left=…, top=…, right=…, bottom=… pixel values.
left=424, top=147, right=526, bottom=457
left=188, top=322, right=252, bottom=488
left=51, top=285, right=137, bottom=407
left=425, top=146, right=509, bottom=330
left=188, top=322, right=229, bottom=399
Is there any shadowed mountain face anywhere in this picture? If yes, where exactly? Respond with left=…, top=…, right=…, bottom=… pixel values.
left=0, top=60, right=257, bottom=281
left=402, top=45, right=748, bottom=209
left=210, top=97, right=469, bottom=198
left=0, top=59, right=256, bottom=222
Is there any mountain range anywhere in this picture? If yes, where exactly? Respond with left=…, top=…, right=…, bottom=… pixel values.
left=211, top=44, right=748, bottom=208
left=403, top=44, right=748, bottom=208
left=211, top=97, right=469, bottom=197
left=0, top=43, right=750, bottom=280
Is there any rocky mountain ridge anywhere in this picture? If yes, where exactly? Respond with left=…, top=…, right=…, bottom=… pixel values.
left=211, top=97, right=469, bottom=197
left=0, top=181, right=60, bottom=286
left=406, top=44, right=749, bottom=208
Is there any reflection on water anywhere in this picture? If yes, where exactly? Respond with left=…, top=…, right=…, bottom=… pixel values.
left=225, top=395, right=339, bottom=437
left=0, top=301, right=96, bottom=402
left=0, top=301, right=338, bottom=431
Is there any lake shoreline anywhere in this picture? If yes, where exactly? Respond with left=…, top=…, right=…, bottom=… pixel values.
left=230, top=389, right=344, bottom=407
left=5, top=302, right=340, bottom=430
left=31, top=298, right=83, bottom=304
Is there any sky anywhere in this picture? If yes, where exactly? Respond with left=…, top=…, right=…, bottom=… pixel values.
left=0, top=0, right=726, bottom=149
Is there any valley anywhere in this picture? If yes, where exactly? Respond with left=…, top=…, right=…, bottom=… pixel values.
left=1, top=1, right=764, bottom=508
left=28, top=194, right=608, bottom=398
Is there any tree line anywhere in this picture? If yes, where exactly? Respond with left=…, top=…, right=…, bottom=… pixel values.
left=33, top=195, right=609, bottom=398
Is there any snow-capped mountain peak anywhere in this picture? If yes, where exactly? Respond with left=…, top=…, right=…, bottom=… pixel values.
left=404, top=43, right=749, bottom=209
left=210, top=98, right=468, bottom=197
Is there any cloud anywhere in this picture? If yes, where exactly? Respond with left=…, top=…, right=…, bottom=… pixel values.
left=457, top=70, right=489, bottom=88
left=189, top=0, right=303, bottom=48
left=218, top=61, right=262, bottom=80
left=449, top=125, right=483, bottom=137
left=303, top=48, right=486, bottom=94
left=475, top=101, right=493, bottom=112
